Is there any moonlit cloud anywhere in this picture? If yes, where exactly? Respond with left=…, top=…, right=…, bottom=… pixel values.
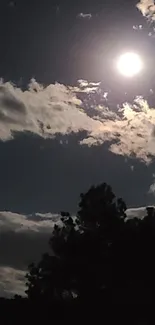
left=93, top=105, right=118, bottom=120
left=0, top=79, right=101, bottom=141
left=80, top=96, right=155, bottom=163
left=136, top=0, right=155, bottom=21
left=69, top=79, right=101, bottom=94
left=1, top=79, right=155, bottom=163
left=78, top=79, right=101, bottom=87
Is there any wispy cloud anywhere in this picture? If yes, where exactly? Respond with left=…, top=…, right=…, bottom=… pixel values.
left=69, top=79, right=101, bottom=94
left=77, top=13, right=92, bottom=20
left=136, top=0, right=155, bottom=21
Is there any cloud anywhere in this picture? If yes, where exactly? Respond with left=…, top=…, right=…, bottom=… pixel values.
left=0, top=267, right=25, bottom=298
left=69, top=79, right=101, bottom=94
left=0, top=79, right=101, bottom=141
left=149, top=182, right=155, bottom=194
left=80, top=96, right=155, bottom=163
left=77, top=13, right=92, bottom=19
left=126, top=206, right=148, bottom=219
left=136, top=0, right=155, bottom=21
left=148, top=173, right=155, bottom=194
left=1, top=79, right=155, bottom=162
left=0, top=211, right=61, bottom=234
left=78, top=80, right=100, bottom=88
left=133, top=24, right=143, bottom=30
left=0, top=210, right=62, bottom=297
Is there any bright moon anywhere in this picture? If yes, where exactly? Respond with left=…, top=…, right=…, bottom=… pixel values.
left=117, top=52, right=143, bottom=77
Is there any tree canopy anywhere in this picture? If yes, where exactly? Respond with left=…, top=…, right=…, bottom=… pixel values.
left=25, top=182, right=155, bottom=305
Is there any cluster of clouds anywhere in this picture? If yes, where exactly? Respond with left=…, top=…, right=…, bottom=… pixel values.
left=137, top=0, right=155, bottom=21
left=0, top=206, right=149, bottom=297
left=1, top=79, right=155, bottom=163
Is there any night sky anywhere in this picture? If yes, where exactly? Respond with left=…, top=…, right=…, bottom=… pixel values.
left=0, top=0, right=155, bottom=297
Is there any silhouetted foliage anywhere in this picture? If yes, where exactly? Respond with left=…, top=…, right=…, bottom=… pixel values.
left=25, top=182, right=155, bottom=309
left=25, top=183, right=128, bottom=302
left=1, top=183, right=155, bottom=323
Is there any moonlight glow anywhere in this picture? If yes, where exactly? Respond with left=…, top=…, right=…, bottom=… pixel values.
left=117, top=52, right=143, bottom=77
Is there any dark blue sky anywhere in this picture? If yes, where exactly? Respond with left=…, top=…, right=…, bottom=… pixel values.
left=0, top=0, right=154, bottom=214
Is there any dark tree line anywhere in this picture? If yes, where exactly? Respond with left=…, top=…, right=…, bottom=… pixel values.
left=1, top=182, right=155, bottom=324
left=25, top=182, right=155, bottom=308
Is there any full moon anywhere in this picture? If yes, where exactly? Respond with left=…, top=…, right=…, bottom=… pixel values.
left=117, top=52, right=143, bottom=77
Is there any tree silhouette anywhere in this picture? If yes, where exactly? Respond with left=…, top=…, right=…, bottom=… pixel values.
left=25, top=182, right=155, bottom=306
left=25, top=182, right=128, bottom=302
